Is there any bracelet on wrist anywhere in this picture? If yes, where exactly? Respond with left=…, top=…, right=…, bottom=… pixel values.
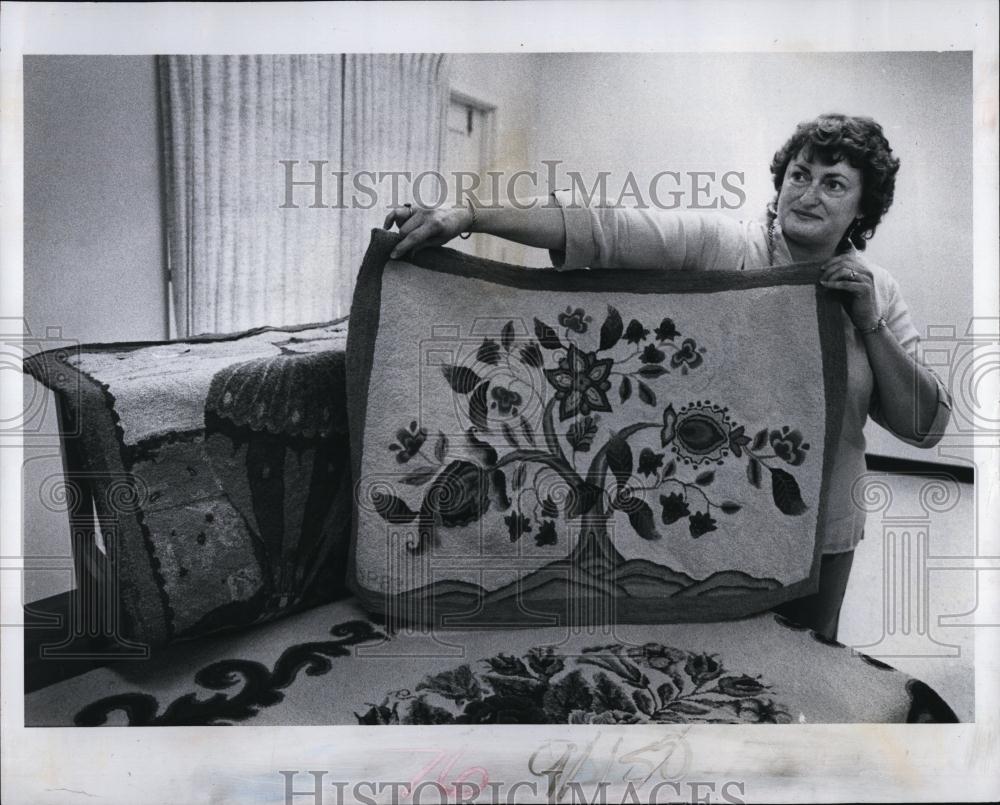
left=458, top=197, right=477, bottom=240
left=857, top=316, right=887, bottom=335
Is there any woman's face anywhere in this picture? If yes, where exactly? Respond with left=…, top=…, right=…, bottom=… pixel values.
left=776, top=150, right=863, bottom=257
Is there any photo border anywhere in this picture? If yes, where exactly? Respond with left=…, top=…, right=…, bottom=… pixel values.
left=2, top=2, right=997, bottom=803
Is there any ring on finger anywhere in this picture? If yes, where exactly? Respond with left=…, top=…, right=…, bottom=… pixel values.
left=849, top=270, right=857, bottom=280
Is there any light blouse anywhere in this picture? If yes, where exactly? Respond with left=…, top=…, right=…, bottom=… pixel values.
left=547, top=190, right=953, bottom=554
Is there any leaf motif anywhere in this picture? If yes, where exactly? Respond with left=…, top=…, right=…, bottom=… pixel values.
left=533, top=318, right=562, bottom=350
left=637, top=381, right=657, bottom=407
left=694, top=471, right=715, bottom=487
left=747, top=458, right=762, bottom=489
left=667, top=701, right=711, bottom=716
left=632, top=689, right=655, bottom=717
left=464, top=428, right=498, bottom=467
left=469, top=383, right=490, bottom=431
left=415, top=664, right=483, bottom=705
left=501, top=422, right=520, bottom=449
left=434, top=432, right=447, bottom=463
left=668, top=668, right=687, bottom=695
left=599, top=306, right=624, bottom=351
left=501, top=320, right=515, bottom=352
left=370, top=491, right=418, bottom=523
left=512, top=463, right=527, bottom=491
left=656, top=680, right=678, bottom=703
left=400, top=468, right=437, bottom=486
left=752, top=428, right=769, bottom=450
left=637, top=365, right=668, bottom=378
left=442, top=365, right=482, bottom=394
left=663, top=460, right=676, bottom=479
left=519, top=415, right=536, bottom=447
left=540, top=495, right=559, bottom=519
left=483, top=674, right=545, bottom=700
left=605, top=433, right=633, bottom=489
left=627, top=500, right=661, bottom=540
left=476, top=338, right=501, bottom=366
left=593, top=672, right=637, bottom=713
left=720, top=501, right=742, bottom=515
left=619, top=376, right=632, bottom=403
left=770, top=467, right=807, bottom=515
left=542, top=670, right=593, bottom=719
left=491, top=468, right=511, bottom=510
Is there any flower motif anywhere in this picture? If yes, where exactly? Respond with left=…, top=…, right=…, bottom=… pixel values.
left=655, top=318, right=680, bottom=342
left=630, top=642, right=687, bottom=671
left=423, top=460, right=492, bottom=527
left=535, top=519, right=558, bottom=547
left=558, top=306, right=592, bottom=333
left=638, top=448, right=664, bottom=478
left=669, top=338, right=703, bottom=371
left=504, top=511, right=533, bottom=542
left=625, top=319, right=650, bottom=344
left=660, top=492, right=690, bottom=524
left=685, top=653, right=723, bottom=685
left=388, top=420, right=427, bottom=464
left=543, top=344, right=614, bottom=421
left=641, top=343, right=666, bottom=364
left=731, top=698, right=792, bottom=724
left=660, top=405, right=677, bottom=447
left=688, top=511, right=717, bottom=538
left=490, top=386, right=523, bottom=416
left=716, top=674, right=768, bottom=698
left=526, top=646, right=565, bottom=678
left=566, top=414, right=600, bottom=452
left=769, top=426, right=810, bottom=466
left=670, top=402, right=732, bottom=466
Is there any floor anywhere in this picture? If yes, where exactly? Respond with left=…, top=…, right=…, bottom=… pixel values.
left=838, top=471, right=977, bottom=723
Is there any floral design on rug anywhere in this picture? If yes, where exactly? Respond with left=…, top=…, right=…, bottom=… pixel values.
left=370, top=306, right=811, bottom=559
left=355, top=642, right=792, bottom=724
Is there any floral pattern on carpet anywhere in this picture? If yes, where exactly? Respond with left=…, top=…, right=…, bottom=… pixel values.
left=356, top=641, right=793, bottom=725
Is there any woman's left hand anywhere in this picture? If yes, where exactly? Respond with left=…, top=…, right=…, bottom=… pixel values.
left=818, top=255, right=881, bottom=330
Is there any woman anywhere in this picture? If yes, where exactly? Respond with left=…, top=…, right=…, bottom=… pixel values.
left=383, top=113, right=952, bottom=641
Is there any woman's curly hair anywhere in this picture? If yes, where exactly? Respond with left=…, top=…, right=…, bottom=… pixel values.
left=768, top=114, right=900, bottom=251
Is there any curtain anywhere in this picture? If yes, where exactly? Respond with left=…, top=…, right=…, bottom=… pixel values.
left=159, top=54, right=450, bottom=336
left=339, top=54, right=451, bottom=292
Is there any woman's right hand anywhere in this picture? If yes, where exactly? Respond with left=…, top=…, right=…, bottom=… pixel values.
left=383, top=204, right=473, bottom=259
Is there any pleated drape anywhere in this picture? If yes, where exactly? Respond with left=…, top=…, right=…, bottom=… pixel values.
left=339, top=54, right=452, bottom=293
left=159, top=54, right=450, bottom=336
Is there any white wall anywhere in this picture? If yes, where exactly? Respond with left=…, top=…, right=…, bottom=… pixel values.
left=22, top=56, right=166, bottom=601
left=524, top=52, right=973, bottom=461
left=448, top=54, right=545, bottom=264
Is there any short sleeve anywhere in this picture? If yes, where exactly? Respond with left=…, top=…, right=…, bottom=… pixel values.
left=867, top=270, right=952, bottom=448
left=547, top=189, right=746, bottom=271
